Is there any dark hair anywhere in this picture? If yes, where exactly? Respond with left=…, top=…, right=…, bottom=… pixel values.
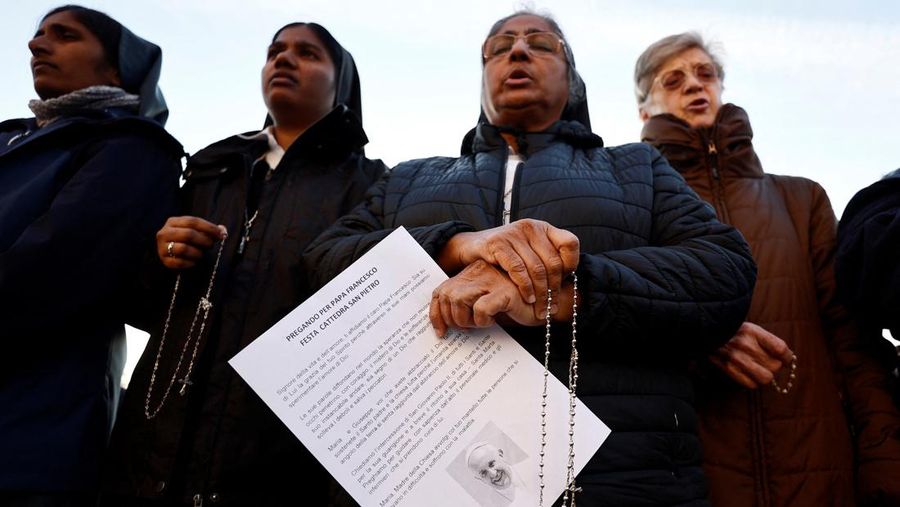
left=271, top=22, right=343, bottom=75
left=42, top=5, right=122, bottom=73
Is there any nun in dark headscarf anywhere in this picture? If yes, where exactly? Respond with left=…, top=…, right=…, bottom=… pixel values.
left=100, top=22, right=385, bottom=507
left=0, top=5, right=182, bottom=506
left=305, top=10, right=755, bottom=507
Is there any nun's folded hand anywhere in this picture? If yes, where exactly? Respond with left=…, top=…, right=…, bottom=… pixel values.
left=429, top=260, right=540, bottom=338
left=156, top=216, right=227, bottom=270
left=437, top=219, right=579, bottom=322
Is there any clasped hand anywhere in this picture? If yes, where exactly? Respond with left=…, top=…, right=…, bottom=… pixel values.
left=431, top=219, right=579, bottom=337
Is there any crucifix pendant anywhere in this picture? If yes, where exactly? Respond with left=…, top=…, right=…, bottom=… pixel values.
left=178, top=377, right=193, bottom=396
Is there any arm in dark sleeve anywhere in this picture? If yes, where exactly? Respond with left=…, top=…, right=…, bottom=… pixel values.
left=813, top=181, right=900, bottom=505
left=303, top=170, right=473, bottom=290
left=836, top=172, right=900, bottom=336
left=0, top=135, right=180, bottom=336
left=576, top=149, right=756, bottom=356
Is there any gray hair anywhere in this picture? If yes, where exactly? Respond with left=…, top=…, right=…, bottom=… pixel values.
left=633, top=32, right=724, bottom=105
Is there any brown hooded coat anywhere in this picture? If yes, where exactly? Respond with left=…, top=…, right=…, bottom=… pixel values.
left=643, top=103, right=900, bottom=507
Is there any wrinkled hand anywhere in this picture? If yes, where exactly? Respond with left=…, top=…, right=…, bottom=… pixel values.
left=156, top=216, right=227, bottom=270
left=709, top=322, right=794, bottom=389
left=429, top=260, right=542, bottom=338
left=438, top=219, right=579, bottom=321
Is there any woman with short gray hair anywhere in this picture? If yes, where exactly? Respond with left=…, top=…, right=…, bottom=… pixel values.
left=637, top=32, right=900, bottom=507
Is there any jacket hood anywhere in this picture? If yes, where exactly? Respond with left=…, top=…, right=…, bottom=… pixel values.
left=263, top=23, right=366, bottom=153
left=641, top=103, right=764, bottom=179
left=117, top=25, right=168, bottom=125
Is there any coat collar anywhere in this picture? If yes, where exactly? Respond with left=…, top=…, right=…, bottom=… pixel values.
left=641, top=103, right=765, bottom=179
left=188, top=105, right=368, bottom=172
left=461, top=119, right=603, bottom=157
left=0, top=110, right=180, bottom=159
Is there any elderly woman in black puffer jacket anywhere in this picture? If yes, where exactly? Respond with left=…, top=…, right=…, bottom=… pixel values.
left=305, top=10, right=756, bottom=507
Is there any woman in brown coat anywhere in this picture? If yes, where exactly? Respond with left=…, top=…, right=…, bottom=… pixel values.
left=634, top=33, right=900, bottom=507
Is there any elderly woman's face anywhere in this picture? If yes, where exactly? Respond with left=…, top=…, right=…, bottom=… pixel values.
left=262, top=25, right=336, bottom=125
left=481, top=15, right=569, bottom=132
left=640, top=47, right=723, bottom=128
left=28, top=11, right=121, bottom=99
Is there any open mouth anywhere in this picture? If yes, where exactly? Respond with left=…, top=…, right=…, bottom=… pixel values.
left=505, top=68, right=532, bottom=86
left=686, top=97, right=709, bottom=110
left=491, top=470, right=507, bottom=486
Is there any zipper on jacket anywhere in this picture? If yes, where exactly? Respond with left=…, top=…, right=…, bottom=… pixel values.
left=706, top=139, right=731, bottom=223
left=6, top=130, right=31, bottom=146
left=494, top=146, right=510, bottom=227
left=506, top=161, right=524, bottom=225
left=749, top=391, right=771, bottom=505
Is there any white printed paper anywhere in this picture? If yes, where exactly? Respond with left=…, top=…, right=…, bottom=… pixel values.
left=230, top=227, right=609, bottom=506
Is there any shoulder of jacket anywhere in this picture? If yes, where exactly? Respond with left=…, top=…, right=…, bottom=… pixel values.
left=391, top=155, right=466, bottom=176
left=766, top=173, right=824, bottom=194
left=98, top=119, right=183, bottom=154
left=599, top=142, right=663, bottom=174
left=182, top=133, right=259, bottom=181
left=8, top=115, right=183, bottom=160
left=604, top=142, right=657, bottom=161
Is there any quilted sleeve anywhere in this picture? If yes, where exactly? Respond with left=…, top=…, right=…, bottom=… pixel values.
left=575, top=147, right=757, bottom=356
left=303, top=167, right=473, bottom=291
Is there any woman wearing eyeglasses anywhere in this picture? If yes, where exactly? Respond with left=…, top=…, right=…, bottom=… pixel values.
left=637, top=33, right=900, bottom=507
left=307, top=12, right=756, bottom=506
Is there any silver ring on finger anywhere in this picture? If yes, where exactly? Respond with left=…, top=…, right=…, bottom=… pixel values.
left=167, top=241, right=176, bottom=258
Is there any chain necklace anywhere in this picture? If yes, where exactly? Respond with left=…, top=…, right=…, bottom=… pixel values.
left=771, top=353, right=798, bottom=394
left=144, top=238, right=226, bottom=419
left=237, top=208, right=260, bottom=255
left=539, top=272, right=580, bottom=507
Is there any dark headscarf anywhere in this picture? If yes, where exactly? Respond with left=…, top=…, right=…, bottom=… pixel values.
left=41, top=5, right=169, bottom=124
left=117, top=25, right=168, bottom=124
left=263, top=22, right=363, bottom=128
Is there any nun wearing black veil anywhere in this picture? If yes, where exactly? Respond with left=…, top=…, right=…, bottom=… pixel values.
left=101, top=22, right=385, bottom=506
left=305, top=10, right=756, bottom=506
left=0, top=5, right=181, bottom=506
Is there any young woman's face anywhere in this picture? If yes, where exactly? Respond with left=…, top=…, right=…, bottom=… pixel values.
left=28, top=10, right=120, bottom=99
left=262, top=25, right=336, bottom=125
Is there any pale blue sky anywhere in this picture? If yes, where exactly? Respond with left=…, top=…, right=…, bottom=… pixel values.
left=3, top=0, right=898, bottom=215
left=5, top=0, right=898, bottom=380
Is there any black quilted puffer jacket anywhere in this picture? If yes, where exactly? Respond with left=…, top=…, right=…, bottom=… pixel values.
left=305, top=120, right=756, bottom=507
